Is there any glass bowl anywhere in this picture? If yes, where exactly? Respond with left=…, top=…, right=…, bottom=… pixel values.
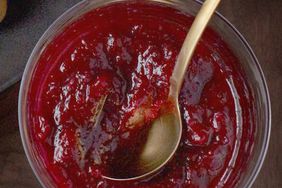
left=18, top=0, right=271, bottom=187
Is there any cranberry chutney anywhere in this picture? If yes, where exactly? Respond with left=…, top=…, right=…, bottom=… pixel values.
left=27, top=2, right=255, bottom=188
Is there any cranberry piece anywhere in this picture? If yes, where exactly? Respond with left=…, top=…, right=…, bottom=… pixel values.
left=53, top=126, right=77, bottom=165
left=89, top=71, right=113, bottom=99
left=105, top=34, right=132, bottom=68
left=53, top=71, right=115, bottom=126
left=212, top=112, right=229, bottom=145
left=88, top=166, right=103, bottom=178
left=34, top=116, right=51, bottom=141
left=185, top=119, right=214, bottom=147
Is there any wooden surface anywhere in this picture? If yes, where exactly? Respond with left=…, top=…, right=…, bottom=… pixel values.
left=0, top=0, right=281, bottom=187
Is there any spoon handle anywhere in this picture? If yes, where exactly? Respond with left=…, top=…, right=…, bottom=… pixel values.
left=169, top=0, right=221, bottom=98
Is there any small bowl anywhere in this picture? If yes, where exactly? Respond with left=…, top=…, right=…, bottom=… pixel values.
left=19, top=0, right=271, bottom=187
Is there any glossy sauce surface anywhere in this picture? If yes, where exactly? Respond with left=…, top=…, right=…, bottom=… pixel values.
left=27, top=2, right=255, bottom=188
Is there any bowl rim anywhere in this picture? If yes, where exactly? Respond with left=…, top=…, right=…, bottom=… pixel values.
left=18, top=0, right=271, bottom=187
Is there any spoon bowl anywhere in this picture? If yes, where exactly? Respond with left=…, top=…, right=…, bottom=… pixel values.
left=103, top=97, right=182, bottom=181
left=137, top=102, right=182, bottom=174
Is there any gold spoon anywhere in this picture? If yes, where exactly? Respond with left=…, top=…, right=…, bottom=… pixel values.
left=103, top=0, right=221, bottom=181
left=0, top=0, right=7, bottom=23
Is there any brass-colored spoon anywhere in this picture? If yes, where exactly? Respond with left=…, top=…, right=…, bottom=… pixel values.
left=103, top=0, right=221, bottom=181
left=0, top=0, right=7, bottom=22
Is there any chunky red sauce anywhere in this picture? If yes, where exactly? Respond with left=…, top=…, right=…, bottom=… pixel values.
left=27, top=2, right=255, bottom=188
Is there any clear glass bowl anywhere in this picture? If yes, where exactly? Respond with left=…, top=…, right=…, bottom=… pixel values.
left=18, top=0, right=271, bottom=187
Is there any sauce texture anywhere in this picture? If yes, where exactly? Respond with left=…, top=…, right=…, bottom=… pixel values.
left=27, top=2, right=255, bottom=188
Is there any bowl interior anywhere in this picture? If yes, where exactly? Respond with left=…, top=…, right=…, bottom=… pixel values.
left=19, top=0, right=270, bottom=187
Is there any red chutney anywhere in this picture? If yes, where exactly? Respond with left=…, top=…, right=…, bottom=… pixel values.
left=27, top=2, right=255, bottom=188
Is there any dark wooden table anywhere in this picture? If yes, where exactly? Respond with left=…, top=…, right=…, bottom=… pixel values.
left=0, top=0, right=281, bottom=187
